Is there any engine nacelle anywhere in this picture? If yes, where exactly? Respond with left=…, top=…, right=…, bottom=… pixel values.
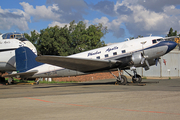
left=131, top=52, right=143, bottom=65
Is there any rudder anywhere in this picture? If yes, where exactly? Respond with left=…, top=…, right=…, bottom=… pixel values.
left=15, top=47, right=43, bottom=72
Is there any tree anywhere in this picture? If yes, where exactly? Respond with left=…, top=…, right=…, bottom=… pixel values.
left=24, top=20, right=107, bottom=56
left=167, top=27, right=179, bottom=37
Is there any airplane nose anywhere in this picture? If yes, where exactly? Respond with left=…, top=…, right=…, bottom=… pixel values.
left=166, top=41, right=177, bottom=53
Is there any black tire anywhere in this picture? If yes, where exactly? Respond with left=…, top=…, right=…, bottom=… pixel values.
left=0, top=77, right=5, bottom=84
left=36, top=81, right=39, bottom=85
left=132, top=74, right=142, bottom=83
left=116, top=75, right=127, bottom=85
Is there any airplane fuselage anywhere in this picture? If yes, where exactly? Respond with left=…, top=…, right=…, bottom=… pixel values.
left=0, top=33, right=37, bottom=72
left=24, top=36, right=176, bottom=78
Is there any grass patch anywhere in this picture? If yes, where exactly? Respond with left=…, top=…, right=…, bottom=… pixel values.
left=5, top=77, right=78, bottom=84
left=5, top=78, right=35, bottom=83
left=142, top=76, right=147, bottom=79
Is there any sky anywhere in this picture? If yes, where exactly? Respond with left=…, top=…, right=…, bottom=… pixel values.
left=0, top=0, right=180, bottom=43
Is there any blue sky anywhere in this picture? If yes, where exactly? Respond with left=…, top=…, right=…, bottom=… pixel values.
left=0, top=0, right=180, bottom=43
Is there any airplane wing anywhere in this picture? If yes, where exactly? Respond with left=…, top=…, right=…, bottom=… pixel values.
left=3, top=70, right=38, bottom=78
left=36, top=56, right=121, bottom=72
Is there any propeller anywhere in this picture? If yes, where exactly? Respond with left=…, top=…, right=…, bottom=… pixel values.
left=140, top=41, right=150, bottom=70
left=155, top=58, right=160, bottom=66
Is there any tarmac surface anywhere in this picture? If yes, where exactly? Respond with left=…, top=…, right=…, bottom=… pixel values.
left=1, top=78, right=180, bottom=120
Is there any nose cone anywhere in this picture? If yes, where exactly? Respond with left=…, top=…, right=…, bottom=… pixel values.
left=166, top=41, right=177, bottom=53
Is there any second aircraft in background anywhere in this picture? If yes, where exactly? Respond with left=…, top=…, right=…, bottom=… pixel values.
left=0, top=32, right=37, bottom=83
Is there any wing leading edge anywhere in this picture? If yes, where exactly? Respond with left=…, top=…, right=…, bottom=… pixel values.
left=36, top=56, right=121, bottom=72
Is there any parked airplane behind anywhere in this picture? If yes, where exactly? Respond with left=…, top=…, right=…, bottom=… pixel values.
left=0, top=32, right=37, bottom=83
left=4, top=36, right=177, bottom=85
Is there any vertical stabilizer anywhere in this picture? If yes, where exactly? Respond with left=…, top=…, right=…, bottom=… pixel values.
left=16, top=47, right=43, bottom=72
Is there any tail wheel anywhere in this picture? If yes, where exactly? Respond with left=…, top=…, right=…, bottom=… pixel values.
left=132, top=74, right=142, bottom=83
left=116, top=75, right=127, bottom=85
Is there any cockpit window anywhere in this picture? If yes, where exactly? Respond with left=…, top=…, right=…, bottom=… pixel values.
left=152, top=40, right=157, bottom=44
left=2, top=32, right=28, bottom=41
left=10, top=35, right=14, bottom=39
left=157, top=38, right=163, bottom=42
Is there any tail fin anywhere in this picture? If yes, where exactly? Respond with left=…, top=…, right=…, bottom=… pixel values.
left=16, top=47, right=43, bottom=72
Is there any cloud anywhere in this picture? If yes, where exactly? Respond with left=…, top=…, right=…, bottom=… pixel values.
left=91, top=0, right=180, bottom=37
left=135, top=0, right=180, bottom=13
left=92, top=1, right=116, bottom=16
left=119, top=1, right=180, bottom=36
left=46, top=0, right=88, bottom=22
left=20, top=2, right=60, bottom=22
left=0, top=12, right=23, bottom=18
left=0, top=6, right=30, bottom=31
left=48, top=21, right=70, bottom=28
left=92, top=16, right=126, bottom=38
left=46, top=0, right=88, bottom=12
left=48, top=20, right=89, bottom=29
left=91, top=0, right=133, bottom=16
left=116, top=5, right=133, bottom=15
left=163, top=5, right=180, bottom=15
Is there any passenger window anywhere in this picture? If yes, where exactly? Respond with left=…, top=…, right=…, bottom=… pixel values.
left=152, top=40, right=157, bottom=44
left=105, top=54, right=109, bottom=58
left=122, top=50, right=126, bottom=53
left=96, top=56, right=100, bottom=59
left=113, top=52, right=117, bottom=55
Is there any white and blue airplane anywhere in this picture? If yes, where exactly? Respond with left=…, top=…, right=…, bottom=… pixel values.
left=4, top=36, right=177, bottom=84
left=0, top=32, right=37, bottom=83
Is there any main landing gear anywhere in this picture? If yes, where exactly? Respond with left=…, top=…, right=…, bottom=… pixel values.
left=110, top=68, right=127, bottom=85
left=110, top=67, right=142, bottom=85
left=124, top=70, right=142, bottom=83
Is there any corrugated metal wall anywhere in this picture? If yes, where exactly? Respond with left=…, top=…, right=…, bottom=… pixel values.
left=124, top=50, right=180, bottom=77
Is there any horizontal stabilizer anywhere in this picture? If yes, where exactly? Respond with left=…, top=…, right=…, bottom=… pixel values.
left=3, top=70, right=38, bottom=78
left=36, top=56, right=121, bottom=72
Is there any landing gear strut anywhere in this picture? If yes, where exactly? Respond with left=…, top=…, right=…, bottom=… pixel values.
left=110, top=68, right=127, bottom=85
left=124, top=67, right=142, bottom=83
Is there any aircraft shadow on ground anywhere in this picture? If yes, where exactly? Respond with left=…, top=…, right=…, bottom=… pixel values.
left=33, top=82, right=118, bottom=89
left=33, top=81, right=160, bottom=89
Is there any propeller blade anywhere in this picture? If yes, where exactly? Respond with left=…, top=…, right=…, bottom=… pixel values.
left=144, top=59, right=150, bottom=70
left=155, top=59, right=158, bottom=66
left=155, top=58, right=160, bottom=66
left=145, top=59, right=150, bottom=68
left=141, top=57, right=145, bottom=64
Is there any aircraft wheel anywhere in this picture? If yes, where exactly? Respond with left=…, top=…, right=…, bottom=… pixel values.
left=132, top=74, right=142, bottom=83
left=116, top=75, right=127, bottom=85
left=36, top=81, right=39, bottom=85
left=0, top=77, right=5, bottom=84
